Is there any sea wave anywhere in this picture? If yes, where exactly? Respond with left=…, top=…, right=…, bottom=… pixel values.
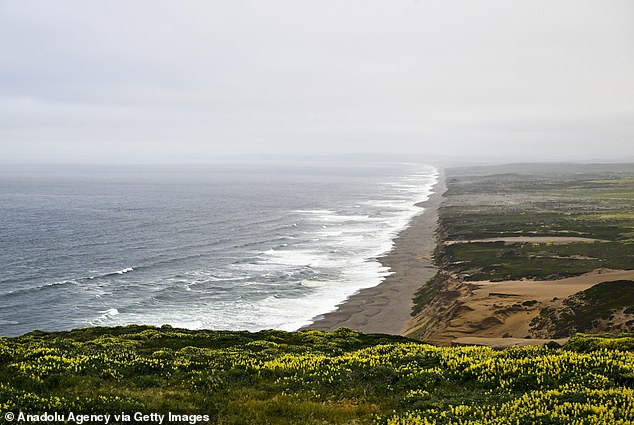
left=1, top=162, right=438, bottom=336
left=88, top=267, right=135, bottom=280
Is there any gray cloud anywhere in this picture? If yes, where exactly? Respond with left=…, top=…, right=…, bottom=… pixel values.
left=1, top=0, right=633, bottom=163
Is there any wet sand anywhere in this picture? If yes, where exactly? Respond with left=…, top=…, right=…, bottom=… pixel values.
left=306, top=170, right=446, bottom=335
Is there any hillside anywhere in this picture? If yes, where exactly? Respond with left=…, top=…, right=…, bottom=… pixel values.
left=530, top=280, right=634, bottom=338
left=1, top=326, right=634, bottom=424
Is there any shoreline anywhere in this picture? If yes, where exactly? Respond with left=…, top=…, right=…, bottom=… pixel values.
left=306, top=169, right=446, bottom=335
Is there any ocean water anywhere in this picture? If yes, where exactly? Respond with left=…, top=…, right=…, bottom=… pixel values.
left=0, top=162, right=437, bottom=336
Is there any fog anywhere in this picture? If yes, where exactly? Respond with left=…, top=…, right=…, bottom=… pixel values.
left=1, top=0, right=632, bottom=163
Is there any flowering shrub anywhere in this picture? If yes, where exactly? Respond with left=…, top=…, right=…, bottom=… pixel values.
left=0, top=326, right=632, bottom=424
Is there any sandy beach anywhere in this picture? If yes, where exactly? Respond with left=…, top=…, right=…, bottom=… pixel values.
left=307, top=170, right=446, bottom=334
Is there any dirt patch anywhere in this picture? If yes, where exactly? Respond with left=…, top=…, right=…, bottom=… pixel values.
left=407, top=269, right=634, bottom=346
left=452, top=337, right=569, bottom=349
left=445, top=236, right=603, bottom=245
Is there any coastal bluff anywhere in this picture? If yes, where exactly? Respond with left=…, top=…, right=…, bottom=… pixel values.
left=405, top=163, right=634, bottom=346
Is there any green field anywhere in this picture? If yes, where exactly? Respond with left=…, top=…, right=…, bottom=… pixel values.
left=438, top=241, right=634, bottom=281
left=435, top=165, right=634, bottom=281
left=1, top=326, right=634, bottom=424
left=439, top=164, right=634, bottom=243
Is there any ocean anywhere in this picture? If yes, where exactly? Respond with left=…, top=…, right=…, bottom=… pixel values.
left=0, top=161, right=437, bottom=336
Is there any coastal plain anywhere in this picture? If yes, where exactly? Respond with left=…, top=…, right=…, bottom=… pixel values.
left=310, top=163, right=634, bottom=346
left=406, top=163, right=634, bottom=346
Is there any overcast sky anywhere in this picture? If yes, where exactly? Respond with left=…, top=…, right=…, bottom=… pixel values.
left=1, top=0, right=632, bottom=163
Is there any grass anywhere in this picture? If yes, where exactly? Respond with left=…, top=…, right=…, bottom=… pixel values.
left=439, top=206, right=632, bottom=241
left=438, top=241, right=634, bottom=281
left=432, top=165, right=634, bottom=282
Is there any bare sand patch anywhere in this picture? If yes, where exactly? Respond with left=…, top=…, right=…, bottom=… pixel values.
left=415, top=269, right=634, bottom=346
left=452, top=337, right=569, bottom=348
left=445, top=236, right=603, bottom=245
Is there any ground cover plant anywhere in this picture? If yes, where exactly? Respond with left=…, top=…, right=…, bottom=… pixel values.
left=530, top=280, right=634, bottom=337
left=1, top=326, right=634, bottom=424
left=438, top=241, right=633, bottom=281
left=439, top=164, right=634, bottom=243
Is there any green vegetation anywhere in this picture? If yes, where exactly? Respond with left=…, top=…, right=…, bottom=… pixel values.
left=411, top=272, right=458, bottom=316
left=440, top=165, right=634, bottom=243
left=531, top=280, right=634, bottom=338
left=438, top=241, right=634, bottom=281
left=1, top=326, right=634, bottom=424
left=411, top=165, right=634, bottom=308
left=437, top=207, right=627, bottom=241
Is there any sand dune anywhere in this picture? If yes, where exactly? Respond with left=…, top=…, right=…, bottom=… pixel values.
left=414, top=269, right=634, bottom=346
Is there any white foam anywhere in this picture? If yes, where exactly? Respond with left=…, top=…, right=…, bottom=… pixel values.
left=4, top=279, right=78, bottom=296
left=319, top=214, right=371, bottom=222
left=293, top=209, right=336, bottom=214
left=87, top=267, right=135, bottom=280
left=116, top=267, right=134, bottom=274
left=316, top=230, right=344, bottom=237
left=221, top=166, right=439, bottom=331
left=185, top=270, right=252, bottom=282
left=363, top=199, right=411, bottom=208
left=91, top=308, right=120, bottom=325
left=81, top=165, right=439, bottom=334
left=262, top=248, right=347, bottom=268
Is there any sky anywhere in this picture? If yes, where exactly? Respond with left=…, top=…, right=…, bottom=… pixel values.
left=1, top=0, right=633, bottom=163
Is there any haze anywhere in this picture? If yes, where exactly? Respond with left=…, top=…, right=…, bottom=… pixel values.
left=1, top=0, right=633, bottom=163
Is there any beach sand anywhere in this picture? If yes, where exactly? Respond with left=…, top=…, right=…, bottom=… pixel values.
left=306, top=171, right=446, bottom=334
